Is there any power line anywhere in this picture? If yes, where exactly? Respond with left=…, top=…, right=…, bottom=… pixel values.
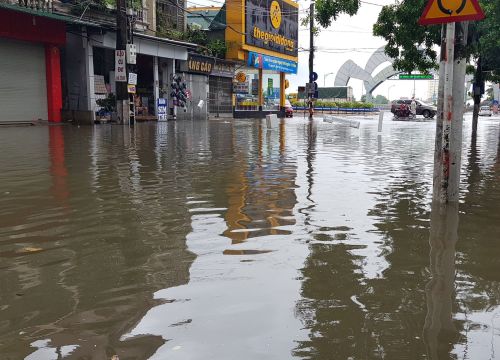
left=186, top=0, right=306, bottom=14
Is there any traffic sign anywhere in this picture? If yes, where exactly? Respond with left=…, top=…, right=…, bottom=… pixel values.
left=419, top=0, right=485, bottom=25
left=399, top=74, right=434, bottom=80
left=306, top=82, right=318, bottom=95
left=309, top=72, right=318, bottom=82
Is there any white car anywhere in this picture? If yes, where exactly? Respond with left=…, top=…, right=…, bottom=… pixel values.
left=479, top=105, right=492, bottom=117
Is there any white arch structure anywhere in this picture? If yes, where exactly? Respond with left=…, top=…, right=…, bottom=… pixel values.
left=334, top=47, right=400, bottom=101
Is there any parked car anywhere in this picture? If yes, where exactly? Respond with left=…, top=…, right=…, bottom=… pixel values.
left=391, top=99, right=437, bottom=118
left=285, top=99, right=293, bottom=118
left=479, top=105, right=492, bottom=117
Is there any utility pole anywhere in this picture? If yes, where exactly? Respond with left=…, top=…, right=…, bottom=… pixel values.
left=116, top=0, right=130, bottom=124
left=308, top=1, right=314, bottom=119
left=432, top=22, right=468, bottom=204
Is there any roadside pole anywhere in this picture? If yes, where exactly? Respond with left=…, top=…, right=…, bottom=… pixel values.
left=308, top=1, right=314, bottom=119
left=116, top=0, right=129, bottom=125
left=438, top=22, right=456, bottom=203
left=419, top=0, right=484, bottom=204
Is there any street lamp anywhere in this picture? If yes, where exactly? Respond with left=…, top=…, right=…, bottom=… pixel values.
left=324, top=72, right=335, bottom=87
left=388, top=85, right=396, bottom=102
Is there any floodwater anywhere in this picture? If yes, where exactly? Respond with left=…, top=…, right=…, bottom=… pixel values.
left=1, top=114, right=500, bottom=360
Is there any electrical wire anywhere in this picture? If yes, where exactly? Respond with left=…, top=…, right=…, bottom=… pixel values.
left=186, top=0, right=305, bottom=15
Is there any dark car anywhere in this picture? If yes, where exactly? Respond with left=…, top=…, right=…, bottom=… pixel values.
left=391, top=99, right=437, bottom=118
left=285, top=99, right=293, bottom=118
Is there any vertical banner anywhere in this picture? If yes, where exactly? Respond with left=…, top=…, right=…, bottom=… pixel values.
left=157, top=98, right=168, bottom=120
left=115, top=50, right=126, bottom=82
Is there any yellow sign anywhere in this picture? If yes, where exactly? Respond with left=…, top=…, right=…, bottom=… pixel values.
left=235, top=71, right=247, bottom=83
left=127, top=84, right=136, bottom=94
left=285, top=79, right=289, bottom=89
left=270, top=1, right=282, bottom=29
left=419, top=0, right=485, bottom=25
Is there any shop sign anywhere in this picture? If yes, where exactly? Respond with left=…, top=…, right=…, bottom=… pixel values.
left=235, top=72, right=247, bottom=83
left=245, top=0, right=298, bottom=57
left=211, top=60, right=235, bottom=78
left=128, top=72, right=138, bottom=85
left=127, top=84, right=136, bottom=94
left=182, top=54, right=215, bottom=75
left=251, top=79, right=259, bottom=95
left=157, top=98, right=168, bottom=121
left=233, top=81, right=249, bottom=94
left=115, top=50, right=127, bottom=82
left=247, top=51, right=298, bottom=74
left=267, top=78, right=273, bottom=96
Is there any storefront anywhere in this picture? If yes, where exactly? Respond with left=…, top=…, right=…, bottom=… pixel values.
left=0, top=7, right=66, bottom=123
left=177, top=53, right=212, bottom=120
left=64, top=29, right=195, bottom=123
left=209, top=59, right=235, bottom=117
left=225, top=0, right=298, bottom=118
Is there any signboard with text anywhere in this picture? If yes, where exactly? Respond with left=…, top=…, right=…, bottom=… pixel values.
left=247, top=51, right=297, bottom=74
left=157, top=98, right=167, bottom=120
left=128, top=72, right=138, bottom=85
left=233, top=81, right=249, bottom=94
left=245, top=0, right=299, bottom=57
left=399, top=74, right=434, bottom=80
left=180, top=54, right=215, bottom=75
left=115, top=50, right=126, bottom=82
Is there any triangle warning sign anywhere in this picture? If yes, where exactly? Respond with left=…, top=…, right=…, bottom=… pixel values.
left=419, top=0, right=485, bottom=25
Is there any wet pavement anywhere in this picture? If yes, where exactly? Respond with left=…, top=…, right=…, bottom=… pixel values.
left=1, top=113, right=500, bottom=359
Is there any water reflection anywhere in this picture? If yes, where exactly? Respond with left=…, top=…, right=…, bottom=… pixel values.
left=121, top=119, right=303, bottom=359
left=424, top=203, right=459, bottom=359
left=2, top=117, right=500, bottom=359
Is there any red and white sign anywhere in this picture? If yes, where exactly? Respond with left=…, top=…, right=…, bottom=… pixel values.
left=419, top=0, right=485, bottom=25
left=115, top=50, right=126, bottom=82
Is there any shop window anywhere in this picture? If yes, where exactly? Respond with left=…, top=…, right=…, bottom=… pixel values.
left=262, top=72, right=280, bottom=111
left=234, top=69, right=259, bottom=111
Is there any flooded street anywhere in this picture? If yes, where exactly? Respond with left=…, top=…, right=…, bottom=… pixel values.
left=1, top=114, right=500, bottom=359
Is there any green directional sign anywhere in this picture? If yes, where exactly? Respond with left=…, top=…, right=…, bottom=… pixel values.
left=399, top=74, right=434, bottom=80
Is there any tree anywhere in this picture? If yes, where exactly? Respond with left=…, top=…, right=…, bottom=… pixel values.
left=373, top=0, right=500, bottom=136
left=375, top=94, right=389, bottom=104
left=486, top=86, right=494, bottom=101
left=314, top=0, right=361, bottom=28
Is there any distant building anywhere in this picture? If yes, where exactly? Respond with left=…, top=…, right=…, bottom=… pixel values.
left=187, top=6, right=221, bottom=30
left=157, top=0, right=187, bottom=32
left=427, top=78, right=439, bottom=103
left=298, top=87, right=354, bottom=102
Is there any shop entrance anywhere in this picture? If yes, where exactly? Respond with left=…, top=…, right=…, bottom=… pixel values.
left=133, top=54, right=155, bottom=120
left=209, top=76, right=233, bottom=116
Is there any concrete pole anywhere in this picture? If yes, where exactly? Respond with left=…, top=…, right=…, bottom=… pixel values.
left=432, top=25, right=446, bottom=202
left=433, top=22, right=468, bottom=204
left=115, top=0, right=130, bottom=125
left=153, top=56, right=159, bottom=117
left=308, top=1, right=314, bottom=119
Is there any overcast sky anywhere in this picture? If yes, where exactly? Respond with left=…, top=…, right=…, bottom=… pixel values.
left=190, top=0, right=435, bottom=101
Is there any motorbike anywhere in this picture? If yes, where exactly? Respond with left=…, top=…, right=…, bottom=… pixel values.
left=394, top=104, right=415, bottom=120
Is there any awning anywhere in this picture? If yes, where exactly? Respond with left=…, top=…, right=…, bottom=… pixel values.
left=91, top=32, right=197, bottom=60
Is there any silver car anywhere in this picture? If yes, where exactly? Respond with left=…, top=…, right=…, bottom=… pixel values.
left=479, top=105, right=492, bottom=117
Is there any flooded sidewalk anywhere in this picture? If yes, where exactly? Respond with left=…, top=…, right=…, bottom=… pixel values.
left=1, top=115, right=500, bottom=359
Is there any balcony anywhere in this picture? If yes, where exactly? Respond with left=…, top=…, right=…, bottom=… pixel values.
left=133, top=7, right=148, bottom=31
left=0, top=0, right=53, bottom=12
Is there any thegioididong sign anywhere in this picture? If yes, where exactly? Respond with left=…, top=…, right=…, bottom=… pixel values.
left=245, top=0, right=299, bottom=57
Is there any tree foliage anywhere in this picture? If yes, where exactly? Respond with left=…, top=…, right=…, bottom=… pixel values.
left=373, top=0, right=500, bottom=81
left=156, top=18, right=227, bottom=58
left=314, top=0, right=361, bottom=28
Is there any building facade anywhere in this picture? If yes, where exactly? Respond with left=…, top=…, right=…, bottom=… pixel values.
left=225, top=0, right=298, bottom=118
left=0, top=4, right=69, bottom=123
